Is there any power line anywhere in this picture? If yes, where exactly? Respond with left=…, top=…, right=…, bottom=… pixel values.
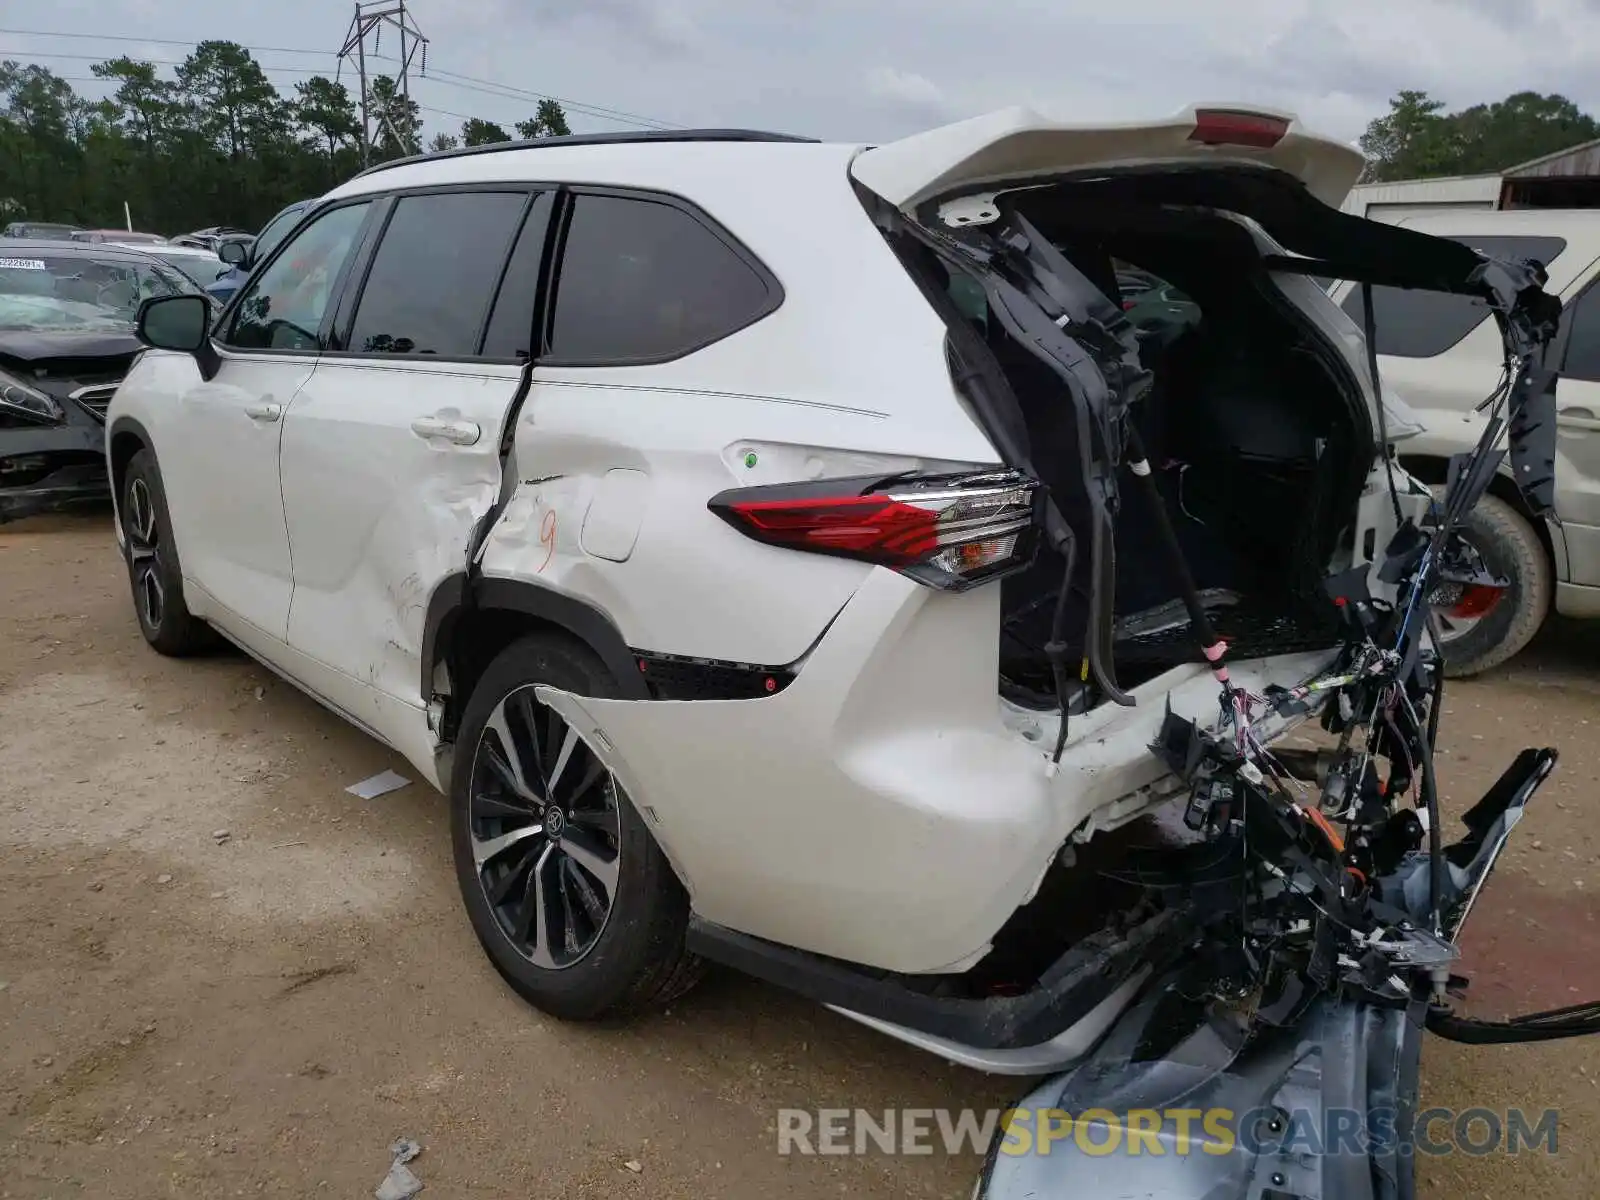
left=0, top=26, right=683, bottom=129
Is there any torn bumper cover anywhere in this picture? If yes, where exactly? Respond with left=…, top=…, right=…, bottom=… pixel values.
left=977, top=747, right=1559, bottom=1200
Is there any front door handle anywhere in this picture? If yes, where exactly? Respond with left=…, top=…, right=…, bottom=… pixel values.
left=244, top=401, right=281, bottom=422
left=1557, top=406, right=1600, bottom=432
left=410, top=415, right=481, bottom=446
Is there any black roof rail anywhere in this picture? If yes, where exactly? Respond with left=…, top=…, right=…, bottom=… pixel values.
left=352, top=128, right=821, bottom=181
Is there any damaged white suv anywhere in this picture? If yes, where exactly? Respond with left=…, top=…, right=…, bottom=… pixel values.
left=108, top=106, right=1548, bottom=1076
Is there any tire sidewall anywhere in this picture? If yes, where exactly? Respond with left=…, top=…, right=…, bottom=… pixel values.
left=122, top=450, right=192, bottom=649
left=1433, top=489, right=1550, bottom=677
left=449, top=633, right=684, bottom=1016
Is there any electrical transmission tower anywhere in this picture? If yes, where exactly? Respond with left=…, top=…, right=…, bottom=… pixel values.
left=338, top=0, right=430, bottom=166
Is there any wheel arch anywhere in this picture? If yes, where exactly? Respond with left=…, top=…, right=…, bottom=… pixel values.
left=107, top=415, right=155, bottom=516
left=423, top=574, right=649, bottom=741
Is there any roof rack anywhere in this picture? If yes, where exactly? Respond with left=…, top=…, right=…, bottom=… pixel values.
left=353, top=128, right=821, bottom=180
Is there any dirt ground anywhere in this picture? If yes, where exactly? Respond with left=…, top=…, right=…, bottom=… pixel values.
left=2, top=511, right=1596, bottom=1199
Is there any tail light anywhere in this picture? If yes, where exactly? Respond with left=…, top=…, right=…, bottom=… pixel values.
left=707, top=469, right=1042, bottom=593
left=1189, top=109, right=1290, bottom=149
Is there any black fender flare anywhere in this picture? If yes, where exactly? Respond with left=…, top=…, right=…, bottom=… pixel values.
left=421, top=573, right=650, bottom=702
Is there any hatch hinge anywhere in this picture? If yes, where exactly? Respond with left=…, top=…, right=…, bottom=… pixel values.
left=937, top=193, right=1001, bottom=228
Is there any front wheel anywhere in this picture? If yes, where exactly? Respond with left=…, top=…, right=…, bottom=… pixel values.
left=1428, top=489, right=1551, bottom=677
left=449, top=633, right=702, bottom=1020
left=120, top=449, right=217, bottom=656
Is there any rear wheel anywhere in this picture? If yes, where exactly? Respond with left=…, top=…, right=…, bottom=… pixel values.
left=450, top=633, right=702, bottom=1020
left=1428, top=489, right=1550, bottom=677
left=121, top=449, right=216, bottom=656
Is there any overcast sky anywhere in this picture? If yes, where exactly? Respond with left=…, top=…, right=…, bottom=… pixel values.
left=4, top=0, right=1599, bottom=146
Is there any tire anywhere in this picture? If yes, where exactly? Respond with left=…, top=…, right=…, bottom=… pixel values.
left=1430, top=488, right=1551, bottom=678
left=450, top=632, right=702, bottom=1020
left=120, top=449, right=217, bottom=656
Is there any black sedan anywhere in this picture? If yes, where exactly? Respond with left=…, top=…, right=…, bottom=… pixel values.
left=0, top=239, right=214, bottom=523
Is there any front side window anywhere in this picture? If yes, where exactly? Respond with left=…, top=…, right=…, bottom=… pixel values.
left=252, top=205, right=307, bottom=266
left=224, top=202, right=371, bottom=352
left=346, top=191, right=530, bottom=357
left=546, top=193, right=775, bottom=363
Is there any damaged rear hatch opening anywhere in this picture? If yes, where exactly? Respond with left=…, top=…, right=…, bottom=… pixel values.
left=843, top=105, right=1597, bottom=1195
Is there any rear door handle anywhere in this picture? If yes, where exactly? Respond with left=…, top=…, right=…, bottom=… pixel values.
left=1557, top=406, right=1600, bottom=432
left=244, top=401, right=281, bottom=422
left=410, top=415, right=481, bottom=446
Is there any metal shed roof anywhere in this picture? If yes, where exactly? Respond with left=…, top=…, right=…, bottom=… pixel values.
left=1503, top=135, right=1600, bottom=179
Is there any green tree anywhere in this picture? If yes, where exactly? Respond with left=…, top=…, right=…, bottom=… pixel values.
left=294, top=75, right=359, bottom=165
left=1358, top=90, right=1454, bottom=182
left=461, top=117, right=510, bottom=146
left=177, top=41, right=287, bottom=160
left=515, top=99, right=570, bottom=139
left=428, top=131, right=459, bottom=152
left=1359, top=89, right=1600, bottom=181
left=91, top=57, right=181, bottom=149
left=366, top=74, right=420, bottom=159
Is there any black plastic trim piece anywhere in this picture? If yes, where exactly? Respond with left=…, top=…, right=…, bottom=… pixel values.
left=686, top=910, right=1183, bottom=1051
left=351, top=128, right=820, bottom=181
left=633, top=650, right=796, bottom=700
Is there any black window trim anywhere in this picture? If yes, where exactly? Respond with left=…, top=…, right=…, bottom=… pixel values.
left=537, top=182, right=785, bottom=369
left=323, top=183, right=547, bottom=365
left=213, top=196, right=382, bottom=358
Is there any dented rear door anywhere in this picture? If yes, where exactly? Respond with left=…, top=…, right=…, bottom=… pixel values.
left=278, top=190, right=552, bottom=739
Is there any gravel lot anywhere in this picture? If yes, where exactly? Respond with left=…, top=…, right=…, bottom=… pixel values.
left=2, top=511, right=1596, bottom=1198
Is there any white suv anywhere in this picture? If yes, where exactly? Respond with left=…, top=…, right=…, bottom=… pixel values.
left=107, top=107, right=1527, bottom=1073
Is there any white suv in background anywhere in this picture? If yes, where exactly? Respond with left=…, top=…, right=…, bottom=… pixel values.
left=106, top=107, right=1524, bottom=1072
left=1331, top=210, right=1600, bottom=674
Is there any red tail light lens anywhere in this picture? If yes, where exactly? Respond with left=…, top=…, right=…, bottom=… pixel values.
left=1189, top=109, right=1290, bottom=149
left=708, top=469, right=1042, bottom=592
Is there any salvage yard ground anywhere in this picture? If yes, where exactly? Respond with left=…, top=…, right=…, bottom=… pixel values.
left=2, top=512, right=1598, bottom=1199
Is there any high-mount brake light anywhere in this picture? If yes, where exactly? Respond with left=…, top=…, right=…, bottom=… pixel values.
left=1189, top=109, right=1290, bottom=150
left=707, top=470, right=1042, bottom=593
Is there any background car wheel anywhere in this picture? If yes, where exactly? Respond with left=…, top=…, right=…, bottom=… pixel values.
left=121, top=449, right=217, bottom=656
left=450, top=632, right=702, bottom=1021
left=1428, top=488, right=1550, bottom=678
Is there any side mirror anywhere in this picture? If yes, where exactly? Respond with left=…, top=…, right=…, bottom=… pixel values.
left=137, top=295, right=221, bottom=379
left=218, top=240, right=248, bottom=267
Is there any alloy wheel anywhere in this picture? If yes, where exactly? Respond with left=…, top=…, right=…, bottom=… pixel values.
left=468, top=684, right=622, bottom=969
left=125, top=477, right=165, bottom=630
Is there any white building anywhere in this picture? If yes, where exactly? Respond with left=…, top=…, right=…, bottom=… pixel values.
left=1342, top=137, right=1600, bottom=223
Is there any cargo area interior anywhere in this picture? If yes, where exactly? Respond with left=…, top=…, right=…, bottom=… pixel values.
left=947, top=180, right=1376, bottom=708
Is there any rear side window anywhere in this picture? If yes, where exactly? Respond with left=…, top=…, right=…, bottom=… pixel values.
left=1340, top=235, right=1567, bottom=359
left=1562, top=281, right=1600, bottom=383
left=546, top=193, right=775, bottom=364
left=347, top=191, right=530, bottom=357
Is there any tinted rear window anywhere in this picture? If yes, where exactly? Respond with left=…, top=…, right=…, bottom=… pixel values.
left=546, top=194, right=774, bottom=364
left=1339, top=235, right=1567, bottom=359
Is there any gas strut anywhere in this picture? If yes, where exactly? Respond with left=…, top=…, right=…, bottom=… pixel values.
left=1121, top=423, right=1234, bottom=694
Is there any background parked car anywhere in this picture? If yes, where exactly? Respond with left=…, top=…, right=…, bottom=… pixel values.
left=0, top=238, right=213, bottom=522
left=71, top=229, right=166, bottom=245
left=118, top=241, right=235, bottom=290
left=207, top=200, right=310, bottom=304
left=4, top=221, right=80, bottom=239
left=1330, top=209, right=1600, bottom=674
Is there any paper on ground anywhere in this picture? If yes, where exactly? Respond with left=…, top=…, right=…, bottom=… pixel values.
left=346, top=769, right=412, bottom=799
